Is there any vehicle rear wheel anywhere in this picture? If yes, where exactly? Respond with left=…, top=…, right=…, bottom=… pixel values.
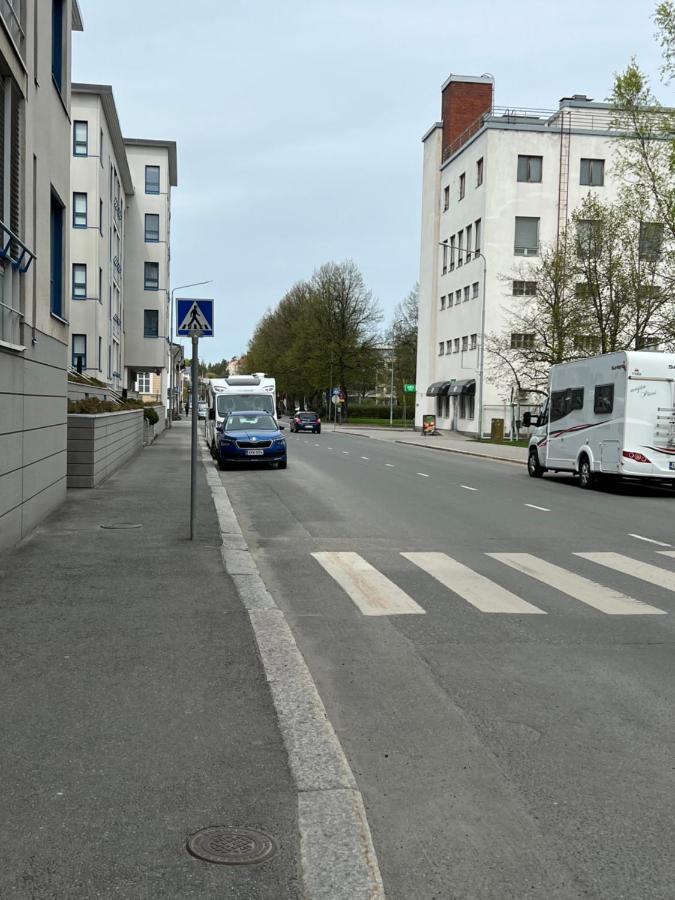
left=316, top=427, right=321, bottom=434
left=578, top=455, right=594, bottom=489
left=527, top=448, right=544, bottom=478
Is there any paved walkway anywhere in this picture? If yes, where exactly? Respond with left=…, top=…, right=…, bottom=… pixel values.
left=0, top=421, right=300, bottom=899
left=327, top=424, right=527, bottom=464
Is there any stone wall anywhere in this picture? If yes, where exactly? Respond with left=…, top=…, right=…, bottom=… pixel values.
left=67, top=410, right=143, bottom=488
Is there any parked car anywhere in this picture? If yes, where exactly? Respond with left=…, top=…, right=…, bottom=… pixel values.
left=197, top=400, right=208, bottom=419
left=290, top=411, right=321, bottom=433
left=215, top=411, right=287, bottom=469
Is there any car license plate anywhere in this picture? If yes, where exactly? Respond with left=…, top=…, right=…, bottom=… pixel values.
left=246, top=449, right=264, bottom=456
left=669, top=461, right=675, bottom=471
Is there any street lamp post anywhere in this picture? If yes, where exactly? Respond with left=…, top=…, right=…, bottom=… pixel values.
left=438, top=243, right=487, bottom=438
left=168, top=279, right=212, bottom=428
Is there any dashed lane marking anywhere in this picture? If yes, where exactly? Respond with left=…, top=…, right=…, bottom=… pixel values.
left=461, top=485, right=478, bottom=492
left=629, top=533, right=671, bottom=547
left=525, top=504, right=550, bottom=512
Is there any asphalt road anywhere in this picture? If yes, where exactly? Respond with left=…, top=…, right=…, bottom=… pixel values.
left=216, top=425, right=675, bottom=900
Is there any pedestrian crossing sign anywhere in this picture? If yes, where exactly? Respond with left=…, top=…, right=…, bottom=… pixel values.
left=177, top=298, right=214, bottom=337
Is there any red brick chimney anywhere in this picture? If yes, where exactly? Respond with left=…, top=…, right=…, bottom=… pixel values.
left=441, top=75, right=494, bottom=160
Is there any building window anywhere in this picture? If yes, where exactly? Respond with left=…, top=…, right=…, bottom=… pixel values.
left=453, top=338, right=460, bottom=353
left=51, top=0, right=64, bottom=91
left=517, top=155, right=542, bottom=183
left=442, top=240, right=448, bottom=275
left=99, top=199, right=103, bottom=236
left=457, top=230, right=464, bottom=266
left=580, top=158, right=604, bottom=186
left=472, top=282, right=479, bottom=298
left=462, top=335, right=468, bottom=351
left=474, top=218, right=481, bottom=255
left=443, top=185, right=449, bottom=211
left=50, top=192, right=64, bottom=318
left=145, top=165, right=160, bottom=194
left=639, top=222, right=664, bottom=261
left=514, top=216, right=539, bottom=256
left=463, top=286, right=470, bottom=302
left=73, top=120, right=88, bottom=156
left=574, top=334, right=601, bottom=353
left=513, top=280, right=538, bottom=296
left=145, top=213, right=160, bottom=242
left=575, top=219, right=599, bottom=255
left=72, top=263, right=87, bottom=299
left=144, top=309, right=159, bottom=337
left=136, top=372, right=151, bottom=393
left=446, top=340, right=452, bottom=354
left=144, top=261, right=159, bottom=290
left=594, top=384, right=614, bottom=415
left=440, top=295, right=446, bottom=310
left=449, top=235, right=456, bottom=270
left=439, top=341, right=445, bottom=355
left=73, top=192, right=87, bottom=228
left=465, top=224, right=472, bottom=262
left=511, top=332, right=535, bottom=349
left=460, top=395, right=475, bottom=419
left=470, top=333, right=477, bottom=350
left=459, top=172, right=466, bottom=200
left=476, top=157, right=483, bottom=186
left=72, top=334, right=86, bottom=370
left=455, top=289, right=462, bottom=305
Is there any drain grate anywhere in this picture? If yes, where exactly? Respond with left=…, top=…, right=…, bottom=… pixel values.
left=99, top=523, right=143, bottom=530
left=187, top=826, right=277, bottom=866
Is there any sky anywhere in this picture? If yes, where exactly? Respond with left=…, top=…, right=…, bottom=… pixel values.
left=73, top=0, right=664, bottom=365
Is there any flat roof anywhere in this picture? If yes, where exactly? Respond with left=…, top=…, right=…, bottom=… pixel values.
left=441, top=73, right=494, bottom=91
left=123, top=138, right=178, bottom=186
left=72, top=83, right=133, bottom=194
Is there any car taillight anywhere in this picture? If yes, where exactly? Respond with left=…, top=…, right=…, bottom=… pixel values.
left=622, top=450, right=651, bottom=463
left=295, top=417, right=301, bottom=423
left=316, top=418, right=321, bottom=423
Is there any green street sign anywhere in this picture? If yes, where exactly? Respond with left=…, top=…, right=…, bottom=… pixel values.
left=404, top=384, right=416, bottom=393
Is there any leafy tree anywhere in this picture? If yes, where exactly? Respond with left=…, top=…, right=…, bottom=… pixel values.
left=386, top=284, right=418, bottom=402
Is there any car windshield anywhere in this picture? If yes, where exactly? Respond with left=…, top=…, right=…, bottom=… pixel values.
left=297, top=412, right=317, bottom=420
left=217, top=394, right=274, bottom=416
left=225, top=414, right=277, bottom=431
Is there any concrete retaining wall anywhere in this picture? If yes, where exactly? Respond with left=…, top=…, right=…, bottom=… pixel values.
left=67, top=381, right=118, bottom=403
left=67, top=410, right=144, bottom=488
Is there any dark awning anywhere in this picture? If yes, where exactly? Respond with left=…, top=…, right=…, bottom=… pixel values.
left=447, top=379, right=475, bottom=396
left=426, top=380, right=452, bottom=397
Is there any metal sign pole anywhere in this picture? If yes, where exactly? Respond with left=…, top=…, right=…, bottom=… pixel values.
left=190, top=334, right=199, bottom=540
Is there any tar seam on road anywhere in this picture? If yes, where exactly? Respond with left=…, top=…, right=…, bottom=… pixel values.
left=199, top=448, right=386, bottom=900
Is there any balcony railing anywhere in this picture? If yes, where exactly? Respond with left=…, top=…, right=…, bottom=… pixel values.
left=0, top=0, right=25, bottom=56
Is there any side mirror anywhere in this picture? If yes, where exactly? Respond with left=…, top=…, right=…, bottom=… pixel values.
left=208, top=408, right=215, bottom=420
left=279, top=424, right=285, bottom=431
left=522, top=411, right=532, bottom=427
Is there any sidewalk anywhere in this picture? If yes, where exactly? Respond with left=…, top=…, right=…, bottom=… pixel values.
left=331, top=424, right=527, bottom=464
left=0, top=421, right=300, bottom=899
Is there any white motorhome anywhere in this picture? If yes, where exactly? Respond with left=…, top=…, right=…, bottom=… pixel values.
left=525, top=351, right=675, bottom=488
left=205, top=374, right=277, bottom=453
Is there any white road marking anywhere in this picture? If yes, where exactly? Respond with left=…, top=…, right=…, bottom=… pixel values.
left=402, top=552, right=545, bottom=614
left=490, top=553, right=665, bottom=616
left=461, top=485, right=478, bottom=491
left=628, top=533, right=671, bottom=547
left=385, top=463, right=395, bottom=468
left=342, top=450, right=349, bottom=455
left=525, top=503, right=550, bottom=512
left=314, top=443, right=320, bottom=447
left=577, top=552, right=675, bottom=596
left=657, top=550, right=675, bottom=558
left=312, top=552, right=425, bottom=616
left=417, top=472, right=429, bottom=478
left=327, top=447, right=333, bottom=450
left=361, top=456, right=369, bottom=460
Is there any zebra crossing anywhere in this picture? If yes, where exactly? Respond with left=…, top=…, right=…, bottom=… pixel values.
left=310, top=549, right=674, bottom=617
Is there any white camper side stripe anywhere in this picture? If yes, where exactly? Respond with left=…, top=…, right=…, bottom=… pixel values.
left=576, top=552, right=675, bottom=598
left=312, top=552, right=425, bottom=616
left=489, top=553, right=665, bottom=616
left=402, top=552, right=545, bottom=614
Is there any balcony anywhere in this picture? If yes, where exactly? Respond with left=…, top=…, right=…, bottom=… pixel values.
left=0, top=0, right=25, bottom=58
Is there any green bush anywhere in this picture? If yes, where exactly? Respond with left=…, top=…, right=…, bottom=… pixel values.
left=67, top=397, right=147, bottom=415
left=345, top=404, right=403, bottom=420
left=143, top=406, right=159, bottom=425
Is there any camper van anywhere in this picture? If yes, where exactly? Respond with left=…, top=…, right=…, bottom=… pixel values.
left=525, top=351, right=675, bottom=488
left=205, top=374, right=276, bottom=455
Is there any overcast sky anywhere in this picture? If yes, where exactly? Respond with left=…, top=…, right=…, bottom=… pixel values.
left=74, top=0, right=663, bottom=364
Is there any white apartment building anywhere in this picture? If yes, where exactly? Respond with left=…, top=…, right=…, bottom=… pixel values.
left=69, top=84, right=132, bottom=390
left=416, top=75, right=624, bottom=436
left=0, top=1, right=82, bottom=550
left=123, top=139, right=177, bottom=410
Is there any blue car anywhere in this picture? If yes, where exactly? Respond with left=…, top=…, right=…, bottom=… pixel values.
left=216, top=411, right=287, bottom=470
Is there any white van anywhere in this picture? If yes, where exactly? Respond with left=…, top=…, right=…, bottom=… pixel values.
left=205, top=374, right=276, bottom=455
left=525, top=351, right=675, bottom=488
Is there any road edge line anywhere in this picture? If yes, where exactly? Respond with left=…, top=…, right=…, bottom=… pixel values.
left=394, top=440, right=526, bottom=466
left=200, top=450, right=386, bottom=900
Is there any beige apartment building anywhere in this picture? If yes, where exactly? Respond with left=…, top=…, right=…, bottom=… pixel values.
left=0, top=1, right=83, bottom=550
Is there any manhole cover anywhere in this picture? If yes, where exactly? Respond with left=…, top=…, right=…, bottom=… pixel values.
left=187, top=826, right=277, bottom=866
left=99, top=523, right=143, bottom=530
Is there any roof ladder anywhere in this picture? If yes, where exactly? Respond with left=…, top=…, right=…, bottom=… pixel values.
left=556, top=110, right=572, bottom=253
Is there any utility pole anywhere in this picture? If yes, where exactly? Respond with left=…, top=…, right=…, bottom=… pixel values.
left=190, top=336, right=198, bottom=540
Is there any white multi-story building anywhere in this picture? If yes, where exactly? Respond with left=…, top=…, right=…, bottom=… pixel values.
left=416, top=75, right=624, bottom=436
left=69, top=84, right=132, bottom=390
left=0, top=0, right=83, bottom=550
left=123, top=139, right=177, bottom=410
